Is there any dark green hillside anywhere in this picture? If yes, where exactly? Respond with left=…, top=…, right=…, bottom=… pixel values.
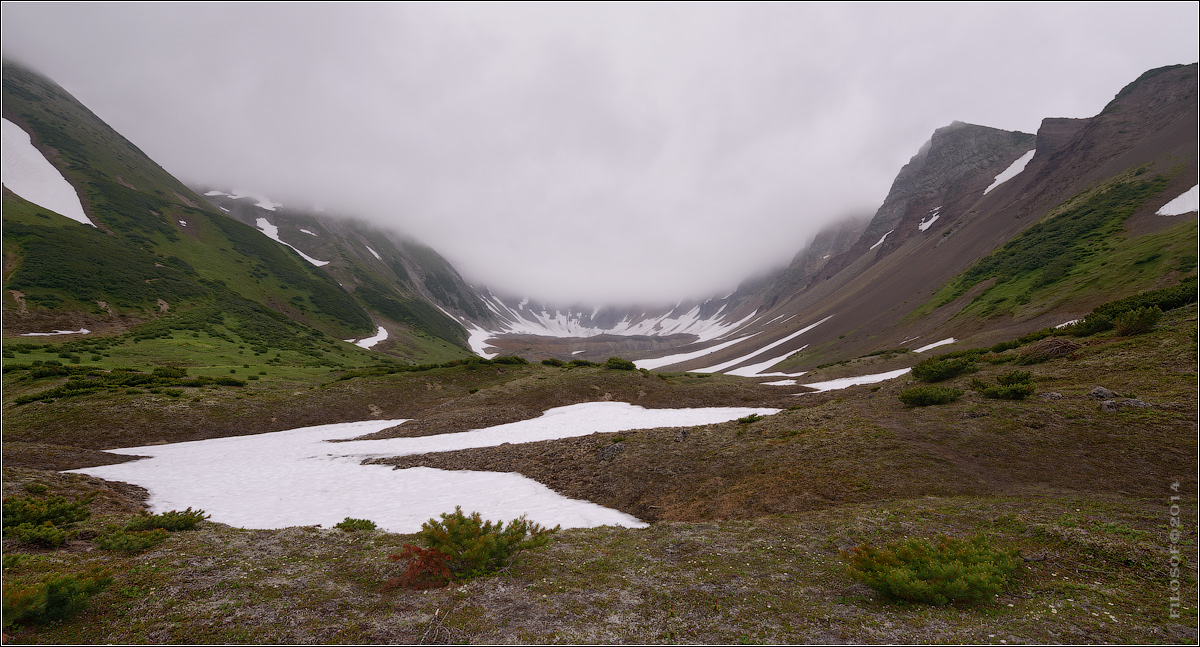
left=2, top=61, right=373, bottom=340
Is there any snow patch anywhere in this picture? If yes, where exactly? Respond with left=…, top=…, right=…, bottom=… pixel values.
left=760, top=379, right=797, bottom=386
left=869, top=230, right=894, bottom=250
left=914, top=338, right=955, bottom=353
left=255, top=218, right=329, bottom=266
left=352, top=326, right=388, bottom=349
left=365, top=246, right=382, bottom=260
left=299, top=228, right=318, bottom=237
left=69, top=402, right=778, bottom=533
left=799, top=368, right=910, bottom=393
left=219, top=207, right=230, bottom=213
left=693, top=316, right=831, bottom=375
left=1055, top=319, right=1079, bottom=329
left=178, top=220, right=187, bottom=227
left=1156, top=185, right=1198, bottom=216
left=983, top=149, right=1035, bottom=195
left=20, top=328, right=90, bottom=337
left=918, top=214, right=940, bottom=232
left=634, top=334, right=758, bottom=370
left=2, top=119, right=92, bottom=226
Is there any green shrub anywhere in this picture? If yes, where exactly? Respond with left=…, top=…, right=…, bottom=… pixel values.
left=2, top=569, right=113, bottom=628
left=1014, top=338, right=1080, bottom=365
left=568, top=359, right=598, bottom=368
left=898, top=386, right=963, bottom=407
left=1113, top=305, right=1162, bottom=336
left=95, top=528, right=168, bottom=553
left=334, top=517, right=377, bottom=532
left=414, top=506, right=559, bottom=579
left=604, top=357, right=636, bottom=371
left=971, top=382, right=1036, bottom=400
left=152, top=366, right=188, bottom=378
left=995, top=370, right=1032, bottom=386
left=22, top=483, right=49, bottom=495
left=910, top=356, right=976, bottom=382
left=124, top=507, right=208, bottom=532
left=212, top=377, right=245, bottom=387
left=541, top=358, right=566, bottom=367
left=846, top=535, right=1018, bottom=605
left=737, top=413, right=765, bottom=424
left=3, top=495, right=92, bottom=530
left=7, top=522, right=69, bottom=548
left=492, top=355, right=529, bottom=365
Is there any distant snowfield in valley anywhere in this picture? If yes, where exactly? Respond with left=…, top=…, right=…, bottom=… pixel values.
left=799, top=368, right=911, bottom=393
left=2, top=118, right=92, bottom=226
left=983, top=149, right=1035, bottom=195
left=1157, top=185, right=1198, bottom=215
left=20, top=328, right=90, bottom=337
left=255, top=217, right=330, bottom=266
left=69, top=402, right=779, bottom=533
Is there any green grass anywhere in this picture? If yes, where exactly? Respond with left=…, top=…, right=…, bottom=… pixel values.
left=910, top=180, right=1194, bottom=326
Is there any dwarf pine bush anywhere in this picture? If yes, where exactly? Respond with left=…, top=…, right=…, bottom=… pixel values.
left=911, top=356, right=976, bottom=382
left=124, top=507, right=208, bottom=532
left=846, top=535, right=1018, bottom=605
left=1113, top=305, right=1162, bottom=336
left=897, top=386, right=963, bottom=407
left=413, top=506, right=559, bottom=580
left=335, top=517, right=377, bottom=532
left=95, top=528, right=168, bottom=553
left=604, top=357, right=636, bottom=370
left=2, top=569, right=113, bottom=628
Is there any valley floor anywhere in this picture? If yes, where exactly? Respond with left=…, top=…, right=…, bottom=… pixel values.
left=2, top=306, right=1197, bottom=644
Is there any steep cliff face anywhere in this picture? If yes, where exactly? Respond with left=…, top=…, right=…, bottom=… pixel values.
left=847, top=123, right=1037, bottom=259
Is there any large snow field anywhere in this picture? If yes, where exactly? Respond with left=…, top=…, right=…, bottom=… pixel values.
left=983, top=149, right=1035, bottom=195
left=2, top=118, right=92, bottom=226
left=1157, top=185, right=1198, bottom=215
left=69, top=402, right=778, bottom=534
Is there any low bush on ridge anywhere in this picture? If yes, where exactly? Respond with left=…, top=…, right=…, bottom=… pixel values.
left=846, top=535, right=1019, bottom=605
left=898, top=385, right=963, bottom=407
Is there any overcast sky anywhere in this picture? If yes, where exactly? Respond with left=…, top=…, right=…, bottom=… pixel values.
left=3, top=3, right=1197, bottom=305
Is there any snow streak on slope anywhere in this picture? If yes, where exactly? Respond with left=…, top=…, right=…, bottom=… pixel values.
left=869, top=230, right=894, bottom=250
left=255, top=217, right=330, bottom=266
left=693, top=315, right=832, bottom=375
left=634, top=334, right=758, bottom=370
left=914, top=337, right=955, bottom=353
left=365, top=245, right=382, bottom=260
left=1157, top=185, right=1199, bottom=215
left=983, top=149, right=1035, bottom=195
left=918, top=206, right=942, bottom=231
left=2, top=118, right=91, bottom=226
left=799, top=368, right=911, bottom=393
left=351, top=326, right=388, bottom=349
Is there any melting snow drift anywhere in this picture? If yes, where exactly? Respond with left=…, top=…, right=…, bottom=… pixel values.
left=1157, top=185, right=1198, bottom=216
left=20, top=328, right=90, bottom=337
left=69, top=402, right=779, bottom=533
left=983, top=149, right=1035, bottom=195
left=2, top=119, right=92, bottom=226
left=799, top=368, right=911, bottom=393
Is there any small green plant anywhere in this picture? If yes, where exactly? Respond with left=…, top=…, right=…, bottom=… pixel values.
left=2, top=569, right=113, bottom=628
left=911, top=356, right=976, bottom=382
left=1113, top=305, right=1162, bottom=335
left=845, top=535, right=1018, bottom=605
left=568, top=359, right=598, bottom=368
left=124, top=507, right=208, bottom=532
left=334, top=517, right=377, bottom=532
left=410, top=506, right=559, bottom=580
left=604, top=357, right=636, bottom=370
left=737, top=413, right=765, bottom=424
left=7, top=522, right=69, bottom=548
left=898, top=386, right=963, bottom=407
left=22, top=483, right=49, bottom=495
left=95, top=528, right=168, bottom=553
left=541, top=358, right=566, bottom=367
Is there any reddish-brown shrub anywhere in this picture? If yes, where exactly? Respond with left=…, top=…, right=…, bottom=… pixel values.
left=383, top=544, right=452, bottom=590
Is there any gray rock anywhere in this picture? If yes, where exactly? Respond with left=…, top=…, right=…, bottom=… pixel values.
left=1039, top=392, right=1064, bottom=400
left=1101, top=400, right=1119, bottom=412
left=1089, top=387, right=1117, bottom=399
left=598, top=442, right=625, bottom=461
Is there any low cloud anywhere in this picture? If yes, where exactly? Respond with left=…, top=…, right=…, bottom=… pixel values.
left=4, top=3, right=1196, bottom=303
